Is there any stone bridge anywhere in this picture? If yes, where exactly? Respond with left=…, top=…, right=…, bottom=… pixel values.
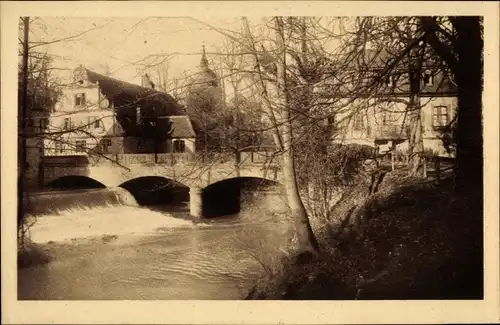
left=41, top=151, right=283, bottom=217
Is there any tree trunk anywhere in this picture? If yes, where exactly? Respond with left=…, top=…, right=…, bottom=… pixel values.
left=407, top=106, right=425, bottom=177
left=274, top=17, right=319, bottom=255
left=454, top=17, right=483, bottom=196
left=282, top=149, right=320, bottom=254
left=422, top=17, right=483, bottom=194
left=18, top=17, right=29, bottom=230
left=407, top=46, right=425, bottom=178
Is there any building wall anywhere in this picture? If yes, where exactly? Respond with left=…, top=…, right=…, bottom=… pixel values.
left=333, top=95, right=457, bottom=156
left=421, top=96, right=457, bottom=138
left=45, top=68, right=199, bottom=159
left=45, top=83, right=121, bottom=156
left=54, top=83, right=100, bottom=113
left=45, top=82, right=197, bottom=156
left=165, top=138, right=196, bottom=154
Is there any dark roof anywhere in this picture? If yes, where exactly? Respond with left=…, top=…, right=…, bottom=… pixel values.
left=85, top=69, right=186, bottom=116
left=318, top=47, right=458, bottom=99
left=158, top=116, right=196, bottom=138
left=82, top=69, right=191, bottom=137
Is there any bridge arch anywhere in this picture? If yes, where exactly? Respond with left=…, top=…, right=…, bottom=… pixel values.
left=201, top=177, right=283, bottom=218
left=46, top=175, right=107, bottom=190
left=118, top=176, right=189, bottom=207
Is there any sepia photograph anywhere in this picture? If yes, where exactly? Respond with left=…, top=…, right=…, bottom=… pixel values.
left=2, top=1, right=499, bottom=324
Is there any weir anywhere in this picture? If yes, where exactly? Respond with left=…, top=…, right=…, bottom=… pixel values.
left=25, top=188, right=138, bottom=216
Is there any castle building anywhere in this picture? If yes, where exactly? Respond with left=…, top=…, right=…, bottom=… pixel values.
left=43, top=65, right=196, bottom=158
left=317, top=50, right=457, bottom=157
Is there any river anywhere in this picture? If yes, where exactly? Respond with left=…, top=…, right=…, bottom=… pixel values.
left=18, top=188, right=294, bottom=300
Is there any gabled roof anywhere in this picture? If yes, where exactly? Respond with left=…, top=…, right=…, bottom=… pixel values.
left=84, top=69, right=186, bottom=117
left=315, top=47, right=457, bottom=99
left=157, top=115, right=196, bottom=138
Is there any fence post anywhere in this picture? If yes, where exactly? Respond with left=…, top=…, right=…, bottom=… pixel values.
left=422, top=156, right=427, bottom=178
left=391, top=151, right=395, bottom=171
left=435, top=157, right=441, bottom=182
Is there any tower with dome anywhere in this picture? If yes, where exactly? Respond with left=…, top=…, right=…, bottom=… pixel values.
left=185, top=45, right=227, bottom=151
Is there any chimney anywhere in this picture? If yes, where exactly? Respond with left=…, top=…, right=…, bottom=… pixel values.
left=141, top=73, right=155, bottom=89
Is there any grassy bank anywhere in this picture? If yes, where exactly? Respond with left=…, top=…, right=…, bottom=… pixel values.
left=246, top=171, right=483, bottom=300
left=18, top=241, right=52, bottom=269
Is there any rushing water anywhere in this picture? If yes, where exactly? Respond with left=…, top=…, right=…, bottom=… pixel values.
left=18, top=188, right=293, bottom=300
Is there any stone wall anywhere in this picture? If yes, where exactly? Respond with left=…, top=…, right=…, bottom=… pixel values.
left=42, top=153, right=282, bottom=189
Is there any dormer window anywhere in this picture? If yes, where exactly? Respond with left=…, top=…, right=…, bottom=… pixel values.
left=173, top=140, right=186, bottom=153
left=75, top=93, right=86, bottom=106
left=423, top=70, right=433, bottom=86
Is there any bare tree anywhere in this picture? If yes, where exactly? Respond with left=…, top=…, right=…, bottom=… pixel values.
left=336, top=16, right=483, bottom=188
left=238, top=17, right=321, bottom=255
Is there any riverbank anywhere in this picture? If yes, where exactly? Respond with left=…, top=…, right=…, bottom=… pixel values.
left=18, top=233, right=138, bottom=269
left=246, top=171, right=483, bottom=300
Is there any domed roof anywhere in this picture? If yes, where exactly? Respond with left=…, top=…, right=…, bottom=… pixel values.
left=190, top=45, right=219, bottom=88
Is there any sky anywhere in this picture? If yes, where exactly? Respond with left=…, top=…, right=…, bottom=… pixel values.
left=28, top=17, right=253, bottom=88
left=26, top=16, right=350, bottom=102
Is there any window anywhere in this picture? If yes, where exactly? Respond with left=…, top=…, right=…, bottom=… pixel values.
left=75, top=93, right=86, bottom=106
left=64, top=118, right=71, bottom=130
left=423, top=71, right=433, bottom=86
left=327, top=115, right=335, bottom=127
left=173, top=140, right=186, bottom=153
left=75, top=140, right=86, bottom=153
left=39, top=118, right=48, bottom=130
left=54, top=142, right=63, bottom=154
left=432, top=105, right=449, bottom=130
left=86, top=116, right=101, bottom=129
left=99, top=139, right=112, bottom=154
left=353, top=114, right=364, bottom=131
left=382, top=110, right=399, bottom=126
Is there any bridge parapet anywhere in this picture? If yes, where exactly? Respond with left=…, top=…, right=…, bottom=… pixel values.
left=44, top=151, right=282, bottom=188
left=88, top=153, right=195, bottom=166
left=88, top=152, right=279, bottom=167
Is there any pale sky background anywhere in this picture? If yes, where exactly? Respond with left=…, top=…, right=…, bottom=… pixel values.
left=27, top=16, right=344, bottom=98
left=28, top=17, right=266, bottom=90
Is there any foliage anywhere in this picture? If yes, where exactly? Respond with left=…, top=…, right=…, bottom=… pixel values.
left=18, top=238, right=52, bottom=269
left=439, top=116, right=457, bottom=155
left=247, top=173, right=483, bottom=300
left=18, top=53, right=61, bottom=117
